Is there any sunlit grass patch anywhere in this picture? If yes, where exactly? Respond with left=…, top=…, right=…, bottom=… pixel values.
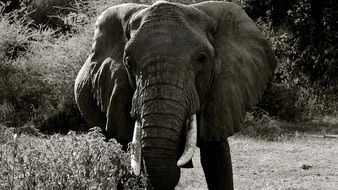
left=178, top=135, right=338, bottom=190
left=230, top=136, right=338, bottom=190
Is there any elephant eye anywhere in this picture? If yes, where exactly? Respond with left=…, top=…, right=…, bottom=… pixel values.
left=197, top=51, right=207, bottom=64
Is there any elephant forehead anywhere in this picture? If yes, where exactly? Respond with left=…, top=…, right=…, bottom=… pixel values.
left=126, top=2, right=212, bottom=54
left=128, top=25, right=207, bottom=60
left=147, top=2, right=186, bottom=23
left=142, top=27, right=201, bottom=49
left=130, top=1, right=207, bottom=31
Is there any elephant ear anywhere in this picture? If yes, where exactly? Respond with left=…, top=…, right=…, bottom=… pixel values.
left=89, top=4, right=146, bottom=140
left=193, top=2, right=277, bottom=141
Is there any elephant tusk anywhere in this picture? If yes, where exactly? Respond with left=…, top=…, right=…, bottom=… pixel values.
left=131, top=120, right=142, bottom=176
left=177, top=114, right=197, bottom=167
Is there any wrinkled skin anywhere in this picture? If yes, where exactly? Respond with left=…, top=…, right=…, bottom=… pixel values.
left=74, top=1, right=276, bottom=190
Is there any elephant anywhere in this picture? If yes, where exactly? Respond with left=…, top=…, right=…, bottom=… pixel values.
left=74, top=1, right=276, bottom=189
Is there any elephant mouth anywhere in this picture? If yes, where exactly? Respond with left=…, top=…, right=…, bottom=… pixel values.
left=130, top=114, right=198, bottom=175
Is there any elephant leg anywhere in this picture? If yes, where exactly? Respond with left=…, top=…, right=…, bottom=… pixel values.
left=200, top=140, right=234, bottom=190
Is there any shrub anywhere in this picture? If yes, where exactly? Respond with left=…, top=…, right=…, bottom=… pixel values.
left=244, top=0, right=337, bottom=121
left=0, top=126, right=147, bottom=189
left=242, top=0, right=271, bottom=20
left=18, top=0, right=79, bottom=30
left=259, top=28, right=337, bottom=121
left=258, top=83, right=300, bottom=121
left=242, top=109, right=285, bottom=141
left=286, top=0, right=338, bottom=86
left=0, top=10, right=52, bottom=126
left=0, top=7, right=33, bottom=61
left=239, top=6, right=337, bottom=127
left=1, top=0, right=21, bottom=13
left=0, top=124, right=15, bottom=144
left=0, top=62, right=52, bottom=127
left=0, top=6, right=93, bottom=128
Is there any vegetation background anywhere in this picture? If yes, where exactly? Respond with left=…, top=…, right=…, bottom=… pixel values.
left=0, top=0, right=337, bottom=189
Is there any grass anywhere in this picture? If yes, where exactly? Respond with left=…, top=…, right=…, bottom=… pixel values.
left=178, top=136, right=338, bottom=190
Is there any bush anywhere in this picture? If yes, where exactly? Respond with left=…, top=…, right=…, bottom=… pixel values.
left=1, top=0, right=79, bottom=30
left=0, top=126, right=147, bottom=189
left=0, top=8, right=33, bottom=60
left=0, top=62, right=52, bottom=127
left=243, top=0, right=337, bottom=121
left=0, top=10, right=52, bottom=126
left=243, top=0, right=271, bottom=20
left=260, top=28, right=337, bottom=120
left=0, top=124, right=15, bottom=144
left=258, top=83, right=301, bottom=121
left=286, top=0, right=338, bottom=86
left=0, top=6, right=93, bottom=128
left=242, top=109, right=285, bottom=141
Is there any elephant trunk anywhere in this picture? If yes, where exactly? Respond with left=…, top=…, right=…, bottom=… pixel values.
left=130, top=113, right=198, bottom=189
left=129, top=59, right=200, bottom=189
left=141, top=99, right=184, bottom=190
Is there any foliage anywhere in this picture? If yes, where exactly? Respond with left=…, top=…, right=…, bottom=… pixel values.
left=246, top=0, right=337, bottom=121
left=0, top=5, right=93, bottom=128
left=1, top=0, right=79, bottom=30
left=286, top=0, right=338, bottom=86
left=242, top=0, right=271, bottom=20
left=0, top=124, right=15, bottom=144
left=0, top=10, right=52, bottom=127
left=0, top=126, right=147, bottom=189
left=242, top=109, right=285, bottom=141
left=258, top=83, right=301, bottom=121
left=278, top=0, right=337, bottom=117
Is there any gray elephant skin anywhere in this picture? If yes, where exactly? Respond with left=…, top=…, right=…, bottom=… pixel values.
left=74, top=1, right=276, bottom=190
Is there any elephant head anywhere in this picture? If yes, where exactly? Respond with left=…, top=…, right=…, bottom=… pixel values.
left=75, top=1, right=276, bottom=189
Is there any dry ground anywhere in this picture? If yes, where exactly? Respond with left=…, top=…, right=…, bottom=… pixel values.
left=177, top=136, right=338, bottom=190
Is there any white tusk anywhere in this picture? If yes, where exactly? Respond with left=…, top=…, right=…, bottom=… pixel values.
left=131, top=121, right=142, bottom=176
left=177, top=114, right=197, bottom=167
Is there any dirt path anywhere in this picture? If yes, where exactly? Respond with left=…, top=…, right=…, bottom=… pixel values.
left=177, top=136, right=338, bottom=190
